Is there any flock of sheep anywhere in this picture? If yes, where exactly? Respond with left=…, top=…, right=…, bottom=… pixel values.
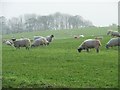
left=3, top=30, right=120, bottom=53
left=3, top=35, right=54, bottom=50
left=78, top=30, right=120, bottom=53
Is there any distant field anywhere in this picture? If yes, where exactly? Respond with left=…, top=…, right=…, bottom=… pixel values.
left=2, top=27, right=118, bottom=88
left=3, top=26, right=118, bottom=39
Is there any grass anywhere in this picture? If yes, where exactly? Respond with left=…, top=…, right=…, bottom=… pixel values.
left=2, top=27, right=118, bottom=88
left=3, top=26, right=118, bottom=39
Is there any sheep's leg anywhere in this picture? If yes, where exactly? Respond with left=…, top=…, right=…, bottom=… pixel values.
left=18, top=47, right=20, bottom=49
left=26, top=47, right=28, bottom=50
left=86, top=48, right=89, bottom=52
left=96, top=48, right=99, bottom=53
left=26, top=47, right=29, bottom=50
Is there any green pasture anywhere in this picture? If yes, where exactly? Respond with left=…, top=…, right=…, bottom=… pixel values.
left=2, top=27, right=118, bottom=88
left=3, top=26, right=117, bottom=39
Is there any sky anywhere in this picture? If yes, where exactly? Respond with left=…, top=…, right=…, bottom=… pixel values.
left=0, top=0, right=119, bottom=26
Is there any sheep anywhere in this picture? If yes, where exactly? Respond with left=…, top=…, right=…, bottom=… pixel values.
left=31, top=37, right=49, bottom=47
left=107, top=30, right=120, bottom=37
left=77, top=39, right=101, bottom=53
left=45, top=35, right=54, bottom=42
left=79, top=34, right=84, bottom=38
left=106, top=38, right=120, bottom=49
left=74, top=34, right=84, bottom=39
left=11, top=38, right=31, bottom=50
left=34, top=35, right=54, bottom=43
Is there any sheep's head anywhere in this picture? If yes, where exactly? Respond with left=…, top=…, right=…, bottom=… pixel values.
left=51, top=35, right=54, bottom=38
left=107, top=31, right=111, bottom=35
left=77, top=46, right=83, bottom=53
left=11, top=38, right=16, bottom=41
left=78, top=48, right=82, bottom=53
left=106, top=44, right=109, bottom=49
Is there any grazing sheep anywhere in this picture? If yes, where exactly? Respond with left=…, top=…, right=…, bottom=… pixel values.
left=74, top=34, right=84, bottom=39
left=31, top=37, right=49, bottom=47
left=77, top=39, right=101, bottom=53
left=79, top=34, right=84, bottom=38
left=106, top=38, right=120, bottom=49
left=11, top=38, right=31, bottom=49
left=45, top=35, right=54, bottom=42
left=107, top=30, right=120, bottom=37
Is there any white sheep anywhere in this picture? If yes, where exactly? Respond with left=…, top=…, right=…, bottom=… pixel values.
left=107, top=30, right=120, bottom=37
left=106, top=38, right=120, bottom=49
left=78, top=39, right=101, bottom=53
left=31, top=37, right=49, bottom=47
left=79, top=34, right=84, bottom=38
left=11, top=38, right=31, bottom=49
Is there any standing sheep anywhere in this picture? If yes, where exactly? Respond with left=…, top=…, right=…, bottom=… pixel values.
left=77, top=39, right=101, bottom=53
left=106, top=38, right=120, bottom=49
left=31, top=37, right=49, bottom=47
left=11, top=38, right=31, bottom=50
left=107, top=30, right=120, bottom=37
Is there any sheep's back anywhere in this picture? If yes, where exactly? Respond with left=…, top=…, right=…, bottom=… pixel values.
left=107, top=38, right=120, bottom=46
left=84, top=39, right=100, bottom=48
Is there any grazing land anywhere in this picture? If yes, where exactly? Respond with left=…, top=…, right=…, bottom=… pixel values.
left=2, top=27, right=118, bottom=88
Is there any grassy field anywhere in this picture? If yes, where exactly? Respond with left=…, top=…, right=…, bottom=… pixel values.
left=2, top=27, right=118, bottom=88
left=3, top=26, right=117, bottom=39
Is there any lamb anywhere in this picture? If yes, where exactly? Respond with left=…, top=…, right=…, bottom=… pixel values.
left=31, top=37, right=49, bottom=47
left=11, top=38, right=31, bottom=49
left=45, top=35, right=54, bottom=42
left=77, top=39, right=101, bottom=53
left=106, top=38, right=120, bottom=49
left=107, top=30, right=120, bottom=37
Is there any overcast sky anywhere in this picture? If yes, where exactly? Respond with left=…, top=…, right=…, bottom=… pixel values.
left=0, top=0, right=119, bottom=26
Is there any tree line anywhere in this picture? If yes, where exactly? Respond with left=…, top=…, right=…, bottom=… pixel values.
left=1, top=12, right=93, bottom=34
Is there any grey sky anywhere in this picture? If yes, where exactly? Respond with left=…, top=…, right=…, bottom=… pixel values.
left=0, top=0, right=118, bottom=26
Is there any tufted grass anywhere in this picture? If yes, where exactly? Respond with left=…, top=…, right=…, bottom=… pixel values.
left=2, top=27, right=118, bottom=88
